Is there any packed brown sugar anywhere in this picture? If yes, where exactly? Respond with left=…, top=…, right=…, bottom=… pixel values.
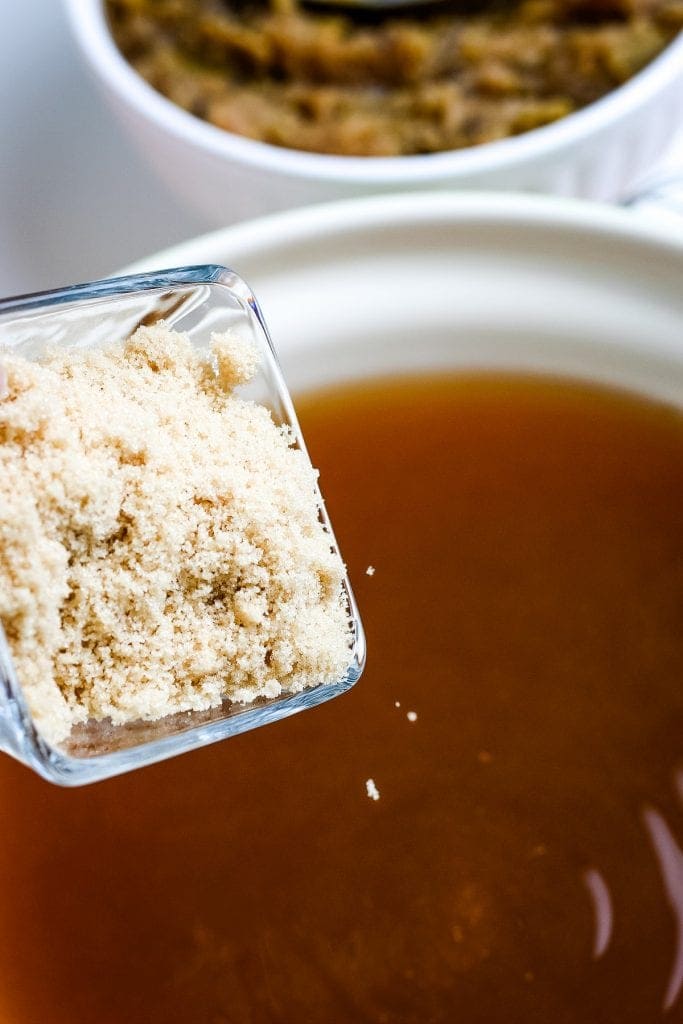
left=106, top=0, right=682, bottom=157
left=1, top=373, right=683, bottom=1024
left=0, top=324, right=352, bottom=746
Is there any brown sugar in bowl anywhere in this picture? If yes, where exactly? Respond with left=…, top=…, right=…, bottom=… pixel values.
left=66, top=0, right=683, bottom=221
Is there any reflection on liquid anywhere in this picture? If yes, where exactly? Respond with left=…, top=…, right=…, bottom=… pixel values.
left=582, top=868, right=613, bottom=960
left=583, top=789, right=683, bottom=1014
left=643, top=804, right=683, bottom=1012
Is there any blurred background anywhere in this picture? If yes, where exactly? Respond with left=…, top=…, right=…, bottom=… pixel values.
left=1, top=0, right=682, bottom=297
left=0, top=0, right=205, bottom=295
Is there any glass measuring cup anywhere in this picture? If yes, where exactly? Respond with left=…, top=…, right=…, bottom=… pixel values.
left=0, top=265, right=365, bottom=786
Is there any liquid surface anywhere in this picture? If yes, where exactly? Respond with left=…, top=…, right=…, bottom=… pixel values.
left=1, top=373, right=683, bottom=1023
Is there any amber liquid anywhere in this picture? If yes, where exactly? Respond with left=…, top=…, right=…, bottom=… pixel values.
left=1, top=373, right=683, bottom=1023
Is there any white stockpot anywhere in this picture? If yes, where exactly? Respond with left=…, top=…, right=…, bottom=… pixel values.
left=123, top=192, right=683, bottom=406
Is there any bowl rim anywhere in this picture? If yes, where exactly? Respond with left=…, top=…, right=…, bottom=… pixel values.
left=65, top=0, right=683, bottom=184
left=120, top=191, right=683, bottom=277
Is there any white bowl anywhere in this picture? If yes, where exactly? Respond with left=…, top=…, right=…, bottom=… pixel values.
left=65, top=0, right=683, bottom=224
left=121, top=192, right=683, bottom=409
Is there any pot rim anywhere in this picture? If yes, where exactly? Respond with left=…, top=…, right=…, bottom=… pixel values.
left=120, top=191, right=683, bottom=276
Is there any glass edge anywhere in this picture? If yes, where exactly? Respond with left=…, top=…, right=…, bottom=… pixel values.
left=0, top=623, right=52, bottom=769
left=0, top=265, right=241, bottom=315
left=37, top=664, right=364, bottom=787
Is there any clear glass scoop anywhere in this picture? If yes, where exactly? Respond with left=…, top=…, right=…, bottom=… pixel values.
left=0, top=266, right=365, bottom=786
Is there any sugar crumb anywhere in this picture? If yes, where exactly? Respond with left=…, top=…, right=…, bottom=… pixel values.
left=366, top=566, right=375, bottom=576
left=211, top=330, right=259, bottom=389
left=366, top=778, right=380, bottom=801
left=406, top=711, right=417, bottom=722
left=394, top=701, right=401, bottom=708
left=0, top=323, right=353, bottom=746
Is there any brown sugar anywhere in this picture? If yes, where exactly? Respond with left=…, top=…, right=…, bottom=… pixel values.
left=106, top=0, right=682, bottom=157
left=0, top=324, right=352, bottom=746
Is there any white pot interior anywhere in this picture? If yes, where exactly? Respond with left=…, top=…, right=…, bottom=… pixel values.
left=170, top=197, right=683, bottom=407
